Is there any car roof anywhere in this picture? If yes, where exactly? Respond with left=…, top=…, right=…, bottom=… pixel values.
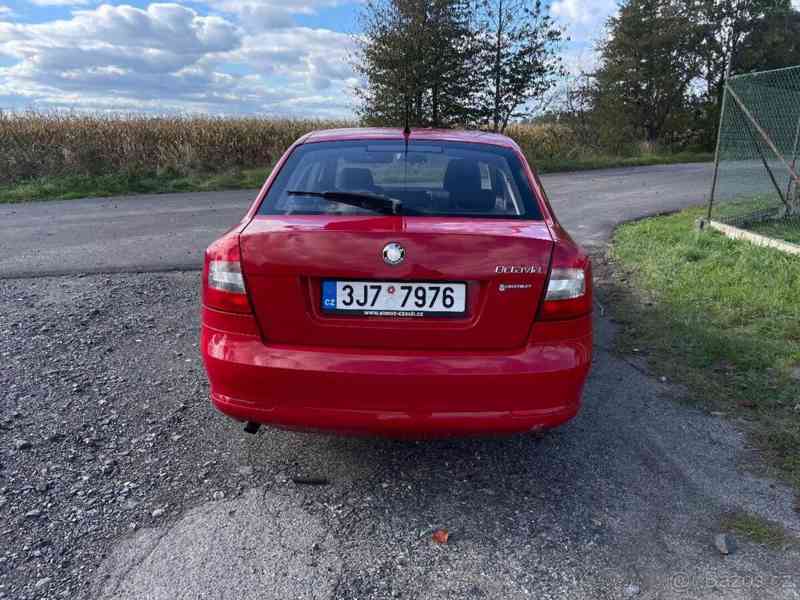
left=301, top=127, right=520, bottom=150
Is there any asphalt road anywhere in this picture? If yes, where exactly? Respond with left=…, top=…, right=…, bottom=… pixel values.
left=2, top=161, right=799, bottom=600
left=0, top=162, right=717, bottom=277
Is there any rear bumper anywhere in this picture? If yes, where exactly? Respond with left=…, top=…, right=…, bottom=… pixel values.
left=201, top=311, right=592, bottom=437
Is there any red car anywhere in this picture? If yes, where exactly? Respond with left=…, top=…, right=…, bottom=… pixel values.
left=201, top=128, right=592, bottom=437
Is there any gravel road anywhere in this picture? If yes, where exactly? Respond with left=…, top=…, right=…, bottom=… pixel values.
left=1, top=162, right=798, bottom=600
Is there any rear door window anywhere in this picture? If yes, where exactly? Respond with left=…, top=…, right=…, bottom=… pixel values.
left=258, top=140, right=542, bottom=219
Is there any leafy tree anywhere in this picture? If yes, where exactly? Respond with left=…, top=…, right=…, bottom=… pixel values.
left=558, top=71, right=601, bottom=148
left=354, top=0, right=481, bottom=127
left=691, top=0, right=795, bottom=147
left=550, top=0, right=800, bottom=153
left=695, top=0, right=792, bottom=105
left=475, top=0, right=566, bottom=132
left=736, top=7, right=800, bottom=74
left=592, top=0, right=702, bottom=144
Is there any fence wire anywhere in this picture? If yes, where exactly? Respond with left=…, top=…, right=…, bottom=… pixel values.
left=709, top=65, right=800, bottom=241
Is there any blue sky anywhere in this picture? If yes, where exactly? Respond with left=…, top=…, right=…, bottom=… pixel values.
left=0, top=0, right=616, bottom=116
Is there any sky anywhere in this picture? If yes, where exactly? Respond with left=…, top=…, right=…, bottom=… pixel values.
left=0, top=0, right=657, bottom=117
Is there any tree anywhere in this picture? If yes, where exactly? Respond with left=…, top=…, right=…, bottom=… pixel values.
left=592, top=0, right=702, bottom=144
left=690, top=0, right=794, bottom=147
left=695, top=0, right=792, bottom=105
left=354, top=0, right=481, bottom=127
left=475, top=0, right=566, bottom=133
left=735, top=7, right=800, bottom=74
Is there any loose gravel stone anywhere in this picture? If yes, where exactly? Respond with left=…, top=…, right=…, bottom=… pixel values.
left=623, top=583, right=641, bottom=598
left=714, top=533, right=738, bottom=555
left=13, top=439, right=31, bottom=451
left=35, top=577, right=52, bottom=589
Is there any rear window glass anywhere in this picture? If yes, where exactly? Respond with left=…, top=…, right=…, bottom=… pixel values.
left=257, top=140, right=542, bottom=219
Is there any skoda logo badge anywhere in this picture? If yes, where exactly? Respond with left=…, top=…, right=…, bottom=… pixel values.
left=382, top=242, right=405, bottom=266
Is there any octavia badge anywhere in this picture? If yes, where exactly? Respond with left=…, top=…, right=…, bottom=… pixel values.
left=382, top=242, right=405, bottom=266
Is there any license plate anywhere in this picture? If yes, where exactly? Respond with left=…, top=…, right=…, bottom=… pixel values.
left=321, top=280, right=466, bottom=317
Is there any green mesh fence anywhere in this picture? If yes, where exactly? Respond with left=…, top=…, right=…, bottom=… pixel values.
left=708, top=65, right=800, bottom=242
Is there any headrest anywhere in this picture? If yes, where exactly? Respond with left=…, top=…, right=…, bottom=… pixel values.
left=443, top=159, right=482, bottom=193
left=443, top=159, right=495, bottom=212
left=338, top=168, right=376, bottom=191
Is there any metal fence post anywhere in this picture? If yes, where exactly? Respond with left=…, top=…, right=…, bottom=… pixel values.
left=787, top=114, right=800, bottom=213
left=706, top=63, right=732, bottom=222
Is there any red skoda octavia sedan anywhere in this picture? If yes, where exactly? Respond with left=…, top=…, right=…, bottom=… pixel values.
left=201, top=128, right=592, bottom=437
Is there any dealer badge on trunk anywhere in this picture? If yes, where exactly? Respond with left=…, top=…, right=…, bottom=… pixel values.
left=382, top=242, right=405, bottom=266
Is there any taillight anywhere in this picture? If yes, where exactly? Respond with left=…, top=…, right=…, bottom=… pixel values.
left=539, top=245, right=592, bottom=321
left=202, top=233, right=252, bottom=314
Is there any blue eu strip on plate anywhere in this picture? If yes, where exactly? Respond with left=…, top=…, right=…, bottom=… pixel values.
left=322, top=280, right=337, bottom=310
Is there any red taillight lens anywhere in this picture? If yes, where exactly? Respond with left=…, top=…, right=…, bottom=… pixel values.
left=539, top=245, right=592, bottom=321
left=202, top=233, right=252, bottom=314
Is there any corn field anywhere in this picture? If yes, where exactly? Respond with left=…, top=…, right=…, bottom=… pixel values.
left=505, top=122, right=581, bottom=161
left=0, top=112, right=352, bottom=185
left=0, top=111, right=591, bottom=186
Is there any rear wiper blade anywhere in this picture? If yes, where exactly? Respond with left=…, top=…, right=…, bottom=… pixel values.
left=287, top=190, right=409, bottom=215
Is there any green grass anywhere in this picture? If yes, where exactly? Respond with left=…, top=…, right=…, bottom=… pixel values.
left=708, top=195, right=800, bottom=245
left=720, top=511, right=796, bottom=549
left=535, top=151, right=712, bottom=173
left=0, top=152, right=711, bottom=203
left=713, top=195, right=781, bottom=221
left=749, top=217, right=800, bottom=245
left=610, top=207, right=800, bottom=489
left=0, top=167, right=273, bottom=203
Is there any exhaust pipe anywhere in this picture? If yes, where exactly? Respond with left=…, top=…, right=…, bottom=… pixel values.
left=243, top=422, right=261, bottom=434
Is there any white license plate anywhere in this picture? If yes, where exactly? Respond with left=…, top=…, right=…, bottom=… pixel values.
left=321, top=280, right=466, bottom=317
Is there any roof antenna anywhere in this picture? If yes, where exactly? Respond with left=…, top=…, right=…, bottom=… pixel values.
left=402, top=92, right=410, bottom=204
left=403, top=93, right=411, bottom=138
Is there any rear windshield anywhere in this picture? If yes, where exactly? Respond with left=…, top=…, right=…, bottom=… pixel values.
left=257, top=140, right=543, bottom=219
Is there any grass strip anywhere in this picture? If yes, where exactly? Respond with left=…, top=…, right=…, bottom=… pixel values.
left=609, top=207, right=800, bottom=490
left=0, top=168, right=272, bottom=203
left=0, top=153, right=712, bottom=203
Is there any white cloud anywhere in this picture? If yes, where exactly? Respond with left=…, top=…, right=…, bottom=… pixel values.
left=1, top=4, right=241, bottom=57
left=27, top=0, right=92, bottom=6
left=552, top=0, right=590, bottom=25
left=0, top=4, right=14, bottom=17
left=196, top=0, right=348, bottom=30
left=560, top=46, right=601, bottom=76
left=551, top=0, right=617, bottom=38
left=230, top=27, right=355, bottom=85
left=0, top=4, right=240, bottom=80
left=0, top=3, right=358, bottom=116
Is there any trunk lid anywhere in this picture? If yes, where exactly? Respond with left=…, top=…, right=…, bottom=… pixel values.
left=240, top=215, right=553, bottom=351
